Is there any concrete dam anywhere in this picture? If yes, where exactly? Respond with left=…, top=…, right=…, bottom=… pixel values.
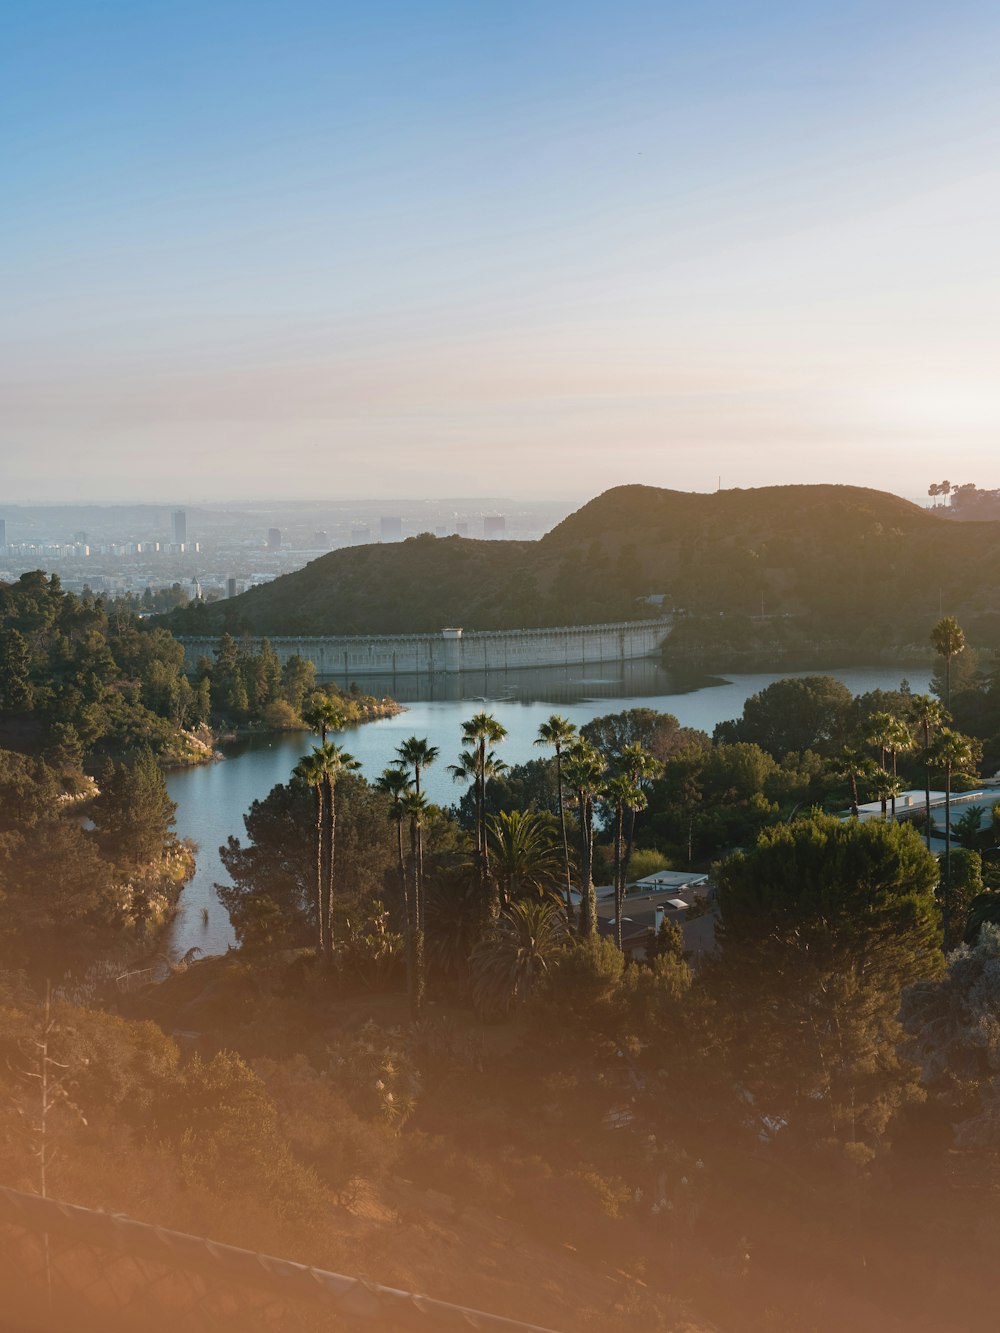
left=179, top=617, right=673, bottom=679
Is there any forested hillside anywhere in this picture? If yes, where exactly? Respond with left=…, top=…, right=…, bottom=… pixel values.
left=165, top=485, right=1000, bottom=653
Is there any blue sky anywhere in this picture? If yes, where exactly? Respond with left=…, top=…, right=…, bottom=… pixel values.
left=4, top=1, right=1000, bottom=502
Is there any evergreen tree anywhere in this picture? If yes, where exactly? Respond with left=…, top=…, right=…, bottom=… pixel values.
left=93, top=746, right=176, bottom=868
left=712, top=814, right=943, bottom=1160
left=0, top=629, right=34, bottom=713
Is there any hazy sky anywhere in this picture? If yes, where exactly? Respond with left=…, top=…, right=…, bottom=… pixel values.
left=4, top=1, right=1000, bottom=503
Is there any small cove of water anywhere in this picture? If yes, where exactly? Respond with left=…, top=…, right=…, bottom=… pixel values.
left=164, top=662, right=931, bottom=959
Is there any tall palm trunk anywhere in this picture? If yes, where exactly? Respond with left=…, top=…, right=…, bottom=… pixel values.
left=613, top=800, right=625, bottom=950
left=848, top=769, right=860, bottom=819
left=409, top=814, right=425, bottom=1018
left=890, top=749, right=898, bottom=822
left=395, top=813, right=414, bottom=1011
left=313, top=785, right=324, bottom=955
left=943, top=765, right=953, bottom=952
left=324, top=776, right=337, bottom=961
left=554, top=744, right=574, bottom=929
left=923, top=721, right=932, bottom=850
left=577, top=789, right=596, bottom=938
left=623, top=802, right=640, bottom=889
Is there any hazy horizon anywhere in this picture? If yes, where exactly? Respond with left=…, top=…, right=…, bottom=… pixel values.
left=6, top=2, right=1000, bottom=503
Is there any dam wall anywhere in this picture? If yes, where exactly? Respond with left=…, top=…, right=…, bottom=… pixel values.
left=179, top=617, right=672, bottom=678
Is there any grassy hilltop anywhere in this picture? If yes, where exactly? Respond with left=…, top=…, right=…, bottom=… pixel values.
left=165, top=484, right=1000, bottom=655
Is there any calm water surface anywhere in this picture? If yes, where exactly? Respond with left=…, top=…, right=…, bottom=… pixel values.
left=165, top=662, right=931, bottom=959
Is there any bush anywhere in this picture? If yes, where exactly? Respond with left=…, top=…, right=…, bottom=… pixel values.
left=255, top=1054, right=398, bottom=1202
left=262, top=698, right=303, bottom=730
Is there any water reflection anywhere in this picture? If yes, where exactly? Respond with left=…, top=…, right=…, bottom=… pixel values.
left=320, top=657, right=722, bottom=703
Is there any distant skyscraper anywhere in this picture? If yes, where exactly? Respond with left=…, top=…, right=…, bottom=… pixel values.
left=483, top=515, right=506, bottom=539
left=313, top=531, right=329, bottom=549
left=350, top=524, right=370, bottom=545
left=267, top=528, right=281, bottom=550
left=380, top=516, right=402, bottom=542
left=227, top=577, right=237, bottom=599
left=172, top=509, right=187, bottom=546
left=455, top=522, right=469, bottom=538
left=0, top=519, right=5, bottom=547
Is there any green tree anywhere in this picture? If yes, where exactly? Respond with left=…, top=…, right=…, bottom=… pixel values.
left=900, top=924, right=1000, bottom=1148
left=831, top=745, right=875, bottom=819
left=534, top=714, right=578, bottom=928
left=92, top=746, right=176, bottom=869
left=281, top=654, right=316, bottom=714
left=0, top=629, right=33, bottom=713
left=909, top=694, right=947, bottom=849
left=469, top=897, right=570, bottom=1018
left=486, top=809, right=563, bottom=907
left=930, top=616, right=966, bottom=708
left=294, top=749, right=328, bottom=955
left=301, top=691, right=345, bottom=744
left=316, top=741, right=361, bottom=961
left=461, top=712, right=508, bottom=919
left=220, top=772, right=396, bottom=953
left=715, top=675, right=853, bottom=757
left=561, top=740, right=607, bottom=938
left=375, top=767, right=416, bottom=1014
left=926, top=728, right=976, bottom=949
left=714, top=814, right=943, bottom=1159
left=394, top=736, right=439, bottom=798
left=402, top=789, right=429, bottom=1016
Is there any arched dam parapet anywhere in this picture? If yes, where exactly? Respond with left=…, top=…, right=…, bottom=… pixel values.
left=178, top=618, right=673, bottom=677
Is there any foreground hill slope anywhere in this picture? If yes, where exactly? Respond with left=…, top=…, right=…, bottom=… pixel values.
left=166, top=484, right=1000, bottom=649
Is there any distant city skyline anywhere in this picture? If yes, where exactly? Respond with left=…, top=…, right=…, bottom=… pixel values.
left=5, top=3, right=1000, bottom=502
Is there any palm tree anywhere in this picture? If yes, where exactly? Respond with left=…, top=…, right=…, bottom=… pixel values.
left=394, top=736, right=439, bottom=797
left=375, top=766, right=415, bottom=1010
left=534, top=715, right=578, bottom=927
left=448, top=747, right=480, bottom=812
left=883, top=715, right=914, bottom=822
left=909, top=694, right=947, bottom=848
left=402, top=788, right=430, bottom=1016
left=604, top=773, right=643, bottom=949
left=461, top=710, right=508, bottom=854
left=832, top=745, right=874, bottom=818
left=863, top=711, right=896, bottom=772
left=455, top=712, right=508, bottom=922
left=930, top=616, right=966, bottom=708
left=561, top=740, right=607, bottom=939
left=869, top=767, right=902, bottom=821
left=469, top=898, right=570, bottom=1018
left=927, top=728, right=975, bottom=950
left=301, top=692, right=346, bottom=744
left=615, top=741, right=663, bottom=886
left=486, top=809, right=563, bottom=907
left=294, top=750, right=327, bottom=955
left=316, top=741, right=360, bottom=961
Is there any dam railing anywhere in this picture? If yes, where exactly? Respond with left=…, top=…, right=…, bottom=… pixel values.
left=0, top=1185, right=564, bottom=1333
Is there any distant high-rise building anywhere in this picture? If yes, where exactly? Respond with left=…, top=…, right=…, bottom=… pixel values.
left=267, top=528, right=281, bottom=550
left=227, top=577, right=237, bottom=599
left=350, top=525, right=371, bottom=545
left=483, top=515, right=506, bottom=540
left=455, top=522, right=469, bottom=538
left=313, top=531, right=329, bottom=549
left=379, top=516, right=402, bottom=542
left=0, top=519, right=6, bottom=547
left=172, top=510, right=187, bottom=546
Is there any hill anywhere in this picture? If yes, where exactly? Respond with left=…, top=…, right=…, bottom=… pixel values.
left=164, top=483, right=1000, bottom=655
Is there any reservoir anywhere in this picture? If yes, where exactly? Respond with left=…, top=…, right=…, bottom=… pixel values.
left=165, top=660, right=931, bottom=960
